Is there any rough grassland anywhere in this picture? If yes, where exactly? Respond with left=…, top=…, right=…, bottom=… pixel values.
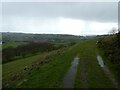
left=3, top=40, right=118, bottom=88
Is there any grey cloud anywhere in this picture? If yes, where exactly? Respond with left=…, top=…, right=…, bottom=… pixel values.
left=2, top=2, right=118, bottom=22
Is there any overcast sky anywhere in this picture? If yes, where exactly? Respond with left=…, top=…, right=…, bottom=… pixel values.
left=2, top=1, right=118, bottom=35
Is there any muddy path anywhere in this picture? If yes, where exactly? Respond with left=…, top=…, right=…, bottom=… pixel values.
left=97, top=55, right=119, bottom=88
left=63, top=56, right=79, bottom=88
left=74, top=40, right=119, bottom=88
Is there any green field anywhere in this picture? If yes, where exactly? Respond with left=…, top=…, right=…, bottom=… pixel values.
left=2, top=42, right=27, bottom=49
left=2, top=40, right=119, bottom=88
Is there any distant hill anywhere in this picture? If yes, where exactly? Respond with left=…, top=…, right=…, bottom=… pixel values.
left=2, top=32, right=85, bottom=43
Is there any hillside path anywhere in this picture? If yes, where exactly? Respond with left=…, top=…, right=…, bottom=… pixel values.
left=74, top=40, right=119, bottom=88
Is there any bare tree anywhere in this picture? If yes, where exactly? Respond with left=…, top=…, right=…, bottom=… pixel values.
left=108, top=27, right=118, bottom=35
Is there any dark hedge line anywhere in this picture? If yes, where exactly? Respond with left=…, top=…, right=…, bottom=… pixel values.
left=2, top=42, right=56, bottom=63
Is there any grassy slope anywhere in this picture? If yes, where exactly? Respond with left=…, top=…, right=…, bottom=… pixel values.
left=3, top=40, right=117, bottom=88
left=75, top=40, right=116, bottom=88
left=3, top=52, right=46, bottom=81
left=9, top=43, right=79, bottom=88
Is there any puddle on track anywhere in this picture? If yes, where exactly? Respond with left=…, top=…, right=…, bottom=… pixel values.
left=97, top=55, right=119, bottom=88
left=63, top=56, right=79, bottom=88
left=97, top=55, right=104, bottom=67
